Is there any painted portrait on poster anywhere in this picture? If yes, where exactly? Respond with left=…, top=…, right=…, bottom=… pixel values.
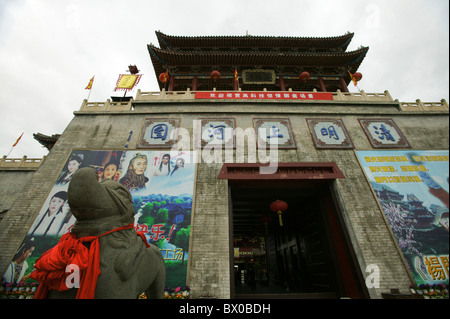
left=1, top=150, right=196, bottom=295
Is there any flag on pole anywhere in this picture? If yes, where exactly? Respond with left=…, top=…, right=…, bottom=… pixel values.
left=12, top=132, right=24, bottom=147
left=85, top=76, right=95, bottom=90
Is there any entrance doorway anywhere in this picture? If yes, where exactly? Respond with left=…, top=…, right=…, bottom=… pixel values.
left=229, top=180, right=367, bottom=299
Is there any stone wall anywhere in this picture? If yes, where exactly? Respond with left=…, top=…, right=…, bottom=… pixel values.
left=0, top=170, right=36, bottom=221
left=0, top=98, right=448, bottom=299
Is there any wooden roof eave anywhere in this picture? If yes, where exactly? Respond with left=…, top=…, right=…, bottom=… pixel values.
left=148, top=45, right=368, bottom=69
left=148, top=44, right=169, bottom=65
left=155, top=31, right=355, bottom=51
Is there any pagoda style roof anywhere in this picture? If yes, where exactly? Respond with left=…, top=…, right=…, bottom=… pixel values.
left=148, top=31, right=368, bottom=92
left=155, top=31, right=355, bottom=52
left=148, top=44, right=368, bottom=72
left=33, top=133, right=60, bottom=151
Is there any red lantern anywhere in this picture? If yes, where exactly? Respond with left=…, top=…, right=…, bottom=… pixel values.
left=299, top=71, right=310, bottom=82
left=210, top=70, right=221, bottom=82
left=270, top=200, right=288, bottom=227
left=353, top=72, right=362, bottom=82
left=159, top=72, right=169, bottom=83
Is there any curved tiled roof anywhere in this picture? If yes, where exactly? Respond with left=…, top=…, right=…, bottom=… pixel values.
left=148, top=44, right=368, bottom=73
left=33, top=133, right=60, bottom=151
left=148, top=45, right=367, bottom=65
left=155, top=31, right=355, bottom=51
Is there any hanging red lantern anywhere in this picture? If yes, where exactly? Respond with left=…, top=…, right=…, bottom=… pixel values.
left=159, top=72, right=169, bottom=83
left=299, top=71, right=310, bottom=82
left=270, top=200, right=288, bottom=227
left=210, top=70, right=221, bottom=82
left=353, top=72, right=362, bottom=82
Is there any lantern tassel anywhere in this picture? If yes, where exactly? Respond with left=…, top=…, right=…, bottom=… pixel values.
left=277, top=211, right=283, bottom=227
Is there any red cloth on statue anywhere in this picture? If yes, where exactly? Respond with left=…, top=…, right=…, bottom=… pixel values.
left=30, top=223, right=149, bottom=299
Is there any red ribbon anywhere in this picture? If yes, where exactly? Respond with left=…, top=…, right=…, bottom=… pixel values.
left=30, top=223, right=149, bottom=299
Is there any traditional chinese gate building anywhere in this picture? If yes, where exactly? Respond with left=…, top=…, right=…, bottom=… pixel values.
left=0, top=31, right=448, bottom=299
left=148, top=31, right=367, bottom=93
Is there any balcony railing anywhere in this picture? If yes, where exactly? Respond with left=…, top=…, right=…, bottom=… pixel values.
left=0, top=156, right=45, bottom=170
left=135, top=88, right=395, bottom=103
left=78, top=89, right=448, bottom=112
left=398, top=99, right=449, bottom=111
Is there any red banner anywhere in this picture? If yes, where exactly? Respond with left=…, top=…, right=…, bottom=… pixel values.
left=195, top=91, right=333, bottom=100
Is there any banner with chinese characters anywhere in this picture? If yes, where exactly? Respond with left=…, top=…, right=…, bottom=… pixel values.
left=195, top=91, right=333, bottom=100
left=1, top=150, right=196, bottom=292
left=114, top=74, right=142, bottom=91
left=357, top=150, right=449, bottom=286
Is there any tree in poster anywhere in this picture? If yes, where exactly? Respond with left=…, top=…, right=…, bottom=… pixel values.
left=174, top=225, right=190, bottom=265
left=382, top=201, right=421, bottom=256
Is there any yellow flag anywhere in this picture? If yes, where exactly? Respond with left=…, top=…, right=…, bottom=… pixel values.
left=115, top=74, right=142, bottom=91
left=117, top=75, right=137, bottom=89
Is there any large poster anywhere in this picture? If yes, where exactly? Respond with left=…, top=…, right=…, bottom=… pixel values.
left=1, top=150, right=196, bottom=295
left=357, top=150, right=449, bottom=286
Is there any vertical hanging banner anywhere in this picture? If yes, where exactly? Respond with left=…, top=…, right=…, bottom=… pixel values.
left=114, top=74, right=142, bottom=91
left=1, top=150, right=196, bottom=296
left=357, top=150, right=449, bottom=287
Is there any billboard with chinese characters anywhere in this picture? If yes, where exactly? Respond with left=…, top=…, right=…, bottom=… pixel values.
left=357, top=150, right=449, bottom=286
left=195, top=91, right=333, bottom=100
left=1, top=150, right=197, bottom=292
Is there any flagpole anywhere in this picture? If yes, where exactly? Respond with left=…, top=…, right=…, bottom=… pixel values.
left=87, top=86, right=92, bottom=101
left=6, top=146, right=14, bottom=158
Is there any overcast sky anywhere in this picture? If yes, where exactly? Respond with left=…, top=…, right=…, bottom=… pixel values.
left=0, top=0, right=448, bottom=159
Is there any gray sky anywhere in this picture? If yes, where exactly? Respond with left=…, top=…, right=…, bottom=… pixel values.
left=0, top=0, right=448, bottom=158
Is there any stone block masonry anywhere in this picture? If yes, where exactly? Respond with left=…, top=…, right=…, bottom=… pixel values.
left=0, top=97, right=448, bottom=298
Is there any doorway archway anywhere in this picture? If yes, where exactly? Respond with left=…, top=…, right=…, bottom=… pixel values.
left=220, top=163, right=369, bottom=299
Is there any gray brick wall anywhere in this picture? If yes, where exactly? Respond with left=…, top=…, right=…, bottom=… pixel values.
left=0, top=101, right=448, bottom=299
